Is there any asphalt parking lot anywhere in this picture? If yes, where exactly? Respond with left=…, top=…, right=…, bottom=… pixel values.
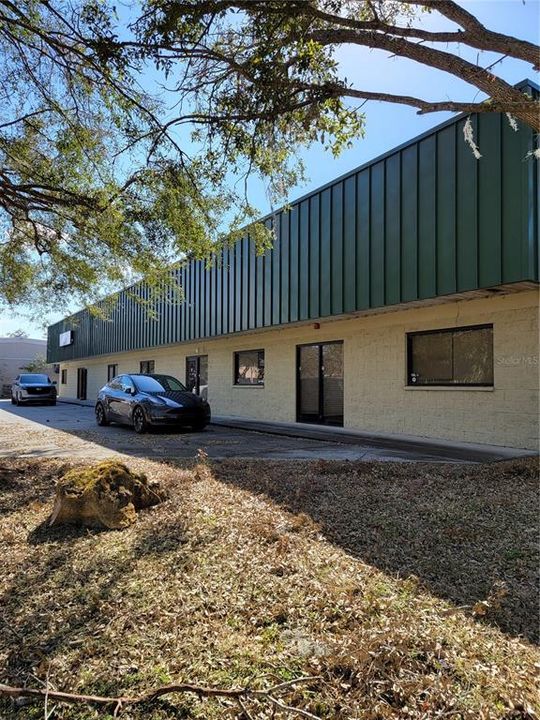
left=0, top=399, right=381, bottom=461
left=0, top=400, right=534, bottom=462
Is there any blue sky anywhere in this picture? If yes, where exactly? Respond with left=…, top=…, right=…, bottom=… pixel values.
left=1, top=0, right=538, bottom=339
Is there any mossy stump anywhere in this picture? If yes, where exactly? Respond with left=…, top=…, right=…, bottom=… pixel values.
left=49, top=460, right=165, bottom=530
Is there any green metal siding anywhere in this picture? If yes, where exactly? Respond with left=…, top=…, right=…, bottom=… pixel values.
left=331, top=182, right=343, bottom=315
left=48, top=91, right=539, bottom=364
left=401, top=144, right=418, bottom=302
left=319, top=188, right=331, bottom=317
left=356, top=169, right=370, bottom=309
left=343, top=176, right=356, bottom=313
left=385, top=153, right=401, bottom=306
left=309, top=194, right=320, bottom=318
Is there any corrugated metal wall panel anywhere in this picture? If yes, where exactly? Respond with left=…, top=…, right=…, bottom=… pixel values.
left=437, top=124, right=457, bottom=296
left=356, top=169, right=370, bottom=309
left=418, top=135, right=437, bottom=299
left=385, top=153, right=401, bottom=306
left=309, top=194, right=320, bottom=319
left=456, top=116, right=478, bottom=292
left=401, top=145, right=418, bottom=302
left=280, top=211, right=290, bottom=323
left=272, top=221, right=281, bottom=325
left=48, top=97, right=538, bottom=363
left=299, top=200, right=309, bottom=321
left=242, top=236, right=249, bottom=330
left=331, top=182, right=344, bottom=315
left=343, top=175, right=356, bottom=313
left=319, top=187, right=332, bottom=317
left=289, top=205, right=299, bottom=322
left=264, top=219, right=273, bottom=327
left=370, top=161, right=385, bottom=308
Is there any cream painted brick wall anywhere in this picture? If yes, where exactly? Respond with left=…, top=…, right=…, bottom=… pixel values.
left=57, top=289, right=539, bottom=450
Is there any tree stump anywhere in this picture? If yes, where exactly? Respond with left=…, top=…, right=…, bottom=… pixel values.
left=49, top=460, right=165, bottom=529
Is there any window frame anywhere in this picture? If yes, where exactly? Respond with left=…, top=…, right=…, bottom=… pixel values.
left=61, top=369, right=67, bottom=385
left=406, top=323, right=494, bottom=388
left=233, top=349, right=265, bottom=386
left=107, top=363, right=118, bottom=382
left=139, top=360, right=155, bottom=374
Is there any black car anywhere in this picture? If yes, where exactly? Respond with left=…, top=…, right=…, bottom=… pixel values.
left=11, top=373, right=57, bottom=406
left=95, top=373, right=211, bottom=433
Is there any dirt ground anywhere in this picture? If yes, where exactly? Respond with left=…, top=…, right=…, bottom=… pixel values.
left=0, top=455, right=538, bottom=719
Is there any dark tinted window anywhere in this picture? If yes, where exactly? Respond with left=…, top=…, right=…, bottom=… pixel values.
left=152, top=374, right=187, bottom=392
left=140, top=360, right=155, bottom=374
left=408, top=325, right=493, bottom=386
left=234, top=350, right=264, bottom=385
left=61, top=369, right=67, bottom=384
left=20, top=374, right=50, bottom=384
left=132, top=375, right=184, bottom=392
left=107, top=364, right=118, bottom=382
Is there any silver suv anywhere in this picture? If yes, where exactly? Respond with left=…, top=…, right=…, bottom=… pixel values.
left=11, top=373, right=57, bottom=406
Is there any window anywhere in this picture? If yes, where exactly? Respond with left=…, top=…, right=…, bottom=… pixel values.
left=234, top=350, right=264, bottom=385
left=20, top=374, right=50, bottom=384
left=139, top=360, right=155, bottom=374
left=119, top=375, right=136, bottom=393
left=407, top=325, right=493, bottom=387
left=61, top=369, right=67, bottom=384
left=134, top=374, right=187, bottom=393
left=107, top=364, right=118, bottom=382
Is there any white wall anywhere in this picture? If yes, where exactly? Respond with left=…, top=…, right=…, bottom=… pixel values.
left=58, top=289, right=539, bottom=449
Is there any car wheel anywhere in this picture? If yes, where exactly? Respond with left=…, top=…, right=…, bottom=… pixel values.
left=49, top=400, right=57, bottom=406
left=10, top=394, right=15, bottom=405
left=15, top=393, right=20, bottom=406
left=95, top=402, right=109, bottom=426
left=132, top=406, right=148, bottom=434
left=192, top=421, right=207, bottom=432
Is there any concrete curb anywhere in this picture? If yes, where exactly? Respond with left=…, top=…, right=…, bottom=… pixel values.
left=211, top=416, right=537, bottom=463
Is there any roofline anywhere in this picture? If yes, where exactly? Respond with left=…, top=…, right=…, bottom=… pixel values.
left=258, top=78, right=539, bottom=220
left=48, top=78, right=538, bottom=331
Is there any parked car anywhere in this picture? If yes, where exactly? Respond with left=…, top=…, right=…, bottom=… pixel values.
left=11, top=373, right=57, bottom=406
left=95, top=373, right=211, bottom=433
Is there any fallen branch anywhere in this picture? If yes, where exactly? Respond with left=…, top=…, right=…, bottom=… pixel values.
left=0, top=676, right=322, bottom=718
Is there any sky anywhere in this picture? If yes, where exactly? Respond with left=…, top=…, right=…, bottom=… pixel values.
left=1, top=0, right=538, bottom=339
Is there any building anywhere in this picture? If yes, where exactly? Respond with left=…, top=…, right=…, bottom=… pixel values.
left=47, top=80, right=539, bottom=450
left=0, top=337, right=57, bottom=396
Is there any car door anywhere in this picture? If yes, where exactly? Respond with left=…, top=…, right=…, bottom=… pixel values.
left=104, top=377, right=123, bottom=419
left=12, top=375, right=20, bottom=398
left=116, top=375, right=136, bottom=423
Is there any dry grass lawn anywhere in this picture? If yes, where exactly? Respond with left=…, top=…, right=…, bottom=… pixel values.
left=0, top=455, right=538, bottom=719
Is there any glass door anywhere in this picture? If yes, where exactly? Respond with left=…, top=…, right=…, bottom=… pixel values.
left=322, top=343, right=344, bottom=425
left=186, top=355, right=208, bottom=401
left=297, top=342, right=343, bottom=426
left=297, top=344, right=320, bottom=423
left=77, top=368, right=87, bottom=400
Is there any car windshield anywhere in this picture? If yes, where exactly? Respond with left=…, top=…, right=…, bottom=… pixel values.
left=134, top=375, right=187, bottom=393
left=20, top=374, right=50, bottom=384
